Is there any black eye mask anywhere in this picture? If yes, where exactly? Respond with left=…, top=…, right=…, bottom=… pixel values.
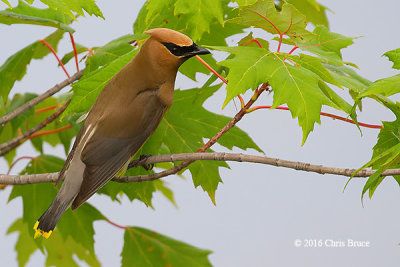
left=162, top=42, right=198, bottom=57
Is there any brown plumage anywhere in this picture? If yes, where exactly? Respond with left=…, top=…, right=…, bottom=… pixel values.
left=33, top=28, right=210, bottom=239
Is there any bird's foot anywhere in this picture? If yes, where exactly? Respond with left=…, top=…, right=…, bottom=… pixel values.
left=128, top=154, right=154, bottom=171
left=138, top=154, right=154, bottom=171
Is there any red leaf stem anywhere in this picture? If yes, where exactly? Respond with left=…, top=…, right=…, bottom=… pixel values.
left=250, top=39, right=263, bottom=48
left=69, top=33, right=80, bottom=72
left=246, top=105, right=383, bottom=129
left=105, top=218, right=127, bottom=229
left=35, top=104, right=61, bottom=114
left=7, top=156, right=35, bottom=175
left=39, top=39, right=70, bottom=78
left=27, top=125, right=72, bottom=140
left=195, top=55, right=228, bottom=84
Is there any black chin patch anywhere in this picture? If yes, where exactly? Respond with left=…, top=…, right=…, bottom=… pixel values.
left=162, top=42, right=197, bottom=57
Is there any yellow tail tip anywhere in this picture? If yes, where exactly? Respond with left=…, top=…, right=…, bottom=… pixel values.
left=33, top=221, right=53, bottom=239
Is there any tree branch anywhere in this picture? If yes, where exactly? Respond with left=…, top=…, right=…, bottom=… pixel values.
left=2, top=152, right=399, bottom=185
left=0, top=99, right=71, bottom=156
left=0, top=71, right=82, bottom=126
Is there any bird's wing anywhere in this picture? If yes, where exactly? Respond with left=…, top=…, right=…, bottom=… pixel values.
left=71, top=91, right=166, bottom=209
left=56, top=124, right=87, bottom=186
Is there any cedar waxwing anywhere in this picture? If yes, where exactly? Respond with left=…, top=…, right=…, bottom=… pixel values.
left=34, top=28, right=210, bottom=238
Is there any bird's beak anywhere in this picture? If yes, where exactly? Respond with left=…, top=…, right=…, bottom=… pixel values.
left=186, top=44, right=211, bottom=57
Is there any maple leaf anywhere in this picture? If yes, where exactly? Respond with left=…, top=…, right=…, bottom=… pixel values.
left=284, top=0, right=329, bottom=27
left=60, top=43, right=88, bottom=65
left=0, top=93, right=36, bottom=164
left=99, top=166, right=158, bottom=207
left=142, top=0, right=224, bottom=42
left=295, top=25, right=354, bottom=65
left=384, top=48, right=400, bottom=70
left=357, top=49, right=400, bottom=99
left=121, top=227, right=212, bottom=267
left=84, top=34, right=143, bottom=74
left=0, top=1, right=73, bottom=32
left=8, top=155, right=104, bottom=255
left=210, top=45, right=353, bottom=143
left=0, top=29, right=65, bottom=100
left=238, top=32, right=269, bottom=49
left=229, top=0, right=310, bottom=42
left=174, top=0, right=224, bottom=41
left=22, top=0, right=103, bottom=20
left=347, top=97, right=400, bottom=199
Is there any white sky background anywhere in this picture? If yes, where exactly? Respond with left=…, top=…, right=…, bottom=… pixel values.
left=1, top=0, right=400, bottom=266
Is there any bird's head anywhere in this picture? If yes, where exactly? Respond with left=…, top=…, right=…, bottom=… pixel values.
left=142, top=28, right=210, bottom=69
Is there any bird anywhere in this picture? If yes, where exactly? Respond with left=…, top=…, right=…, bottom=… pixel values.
left=33, top=28, right=210, bottom=239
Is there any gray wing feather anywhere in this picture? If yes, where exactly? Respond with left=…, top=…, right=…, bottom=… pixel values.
left=71, top=104, right=165, bottom=209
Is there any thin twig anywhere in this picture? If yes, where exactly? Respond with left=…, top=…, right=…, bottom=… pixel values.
left=0, top=100, right=71, bottom=156
left=2, top=152, right=400, bottom=185
left=0, top=71, right=82, bottom=126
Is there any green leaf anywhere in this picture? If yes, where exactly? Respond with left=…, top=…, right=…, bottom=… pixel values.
left=11, top=220, right=101, bottom=267
left=212, top=45, right=337, bottom=143
left=238, top=32, right=269, bottom=49
left=142, top=0, right=224, bottom=41
left=8, top=155, right=63, bottom=226
left=44, top=231, right=100, bottom=267
left=30, top=0, right=104, bottom=20
left=154, top=180, right=177, bottom=207
left=67, top=49, right=139, bottom=115
left=121, top=226, right=212, bottom=267
left=384, top=48, right=400, bottom=70
left=7, top=219, right=38, bottom=267
left=1, top=93, right=36, bottom=164
left=291, top=53, right=342, bottom=88
left=324, top=64, right=371, bottom=93
left=57, top=203, right=104, bottom=255
left=0, top=1, right=74, bottom=32
left=296, top=25, right=354, bottom=65
left=100, top=166, right=158, bottom=207
left=60, top=43, right=88, bottom=65
left=8, top=154, right=104, bottom=257
left=0, top=43, right=35, bottom=100
left=84, top=34, right=141, bottom=74
left=174, top=0, right=224, bottom=41
left=0, top=29, right=65, bottom=100
left=349, top=109, right=400, bottom=199
left=28, top=96, right=61, bottom=153
left=358, top=74, right=400, bottom=98
left=8, top=218, right=100, bottom=267
left=372, top=110, right=400, bottom=169
left=24, top=95, right=77, bottom=154
left=317, top=81, right=354, bottom=115
left=0, top=122, right=17, bottom=166
left=285, top=0, right=329, bottom=27
left=234, top=0, right=257, bottom=5
left=135, top=0, right=185, bottom=34
left=229, top=0, right=310, bottom=41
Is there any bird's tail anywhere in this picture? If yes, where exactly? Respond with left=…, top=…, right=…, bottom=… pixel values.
left=33, top=196, right=73, bottom=239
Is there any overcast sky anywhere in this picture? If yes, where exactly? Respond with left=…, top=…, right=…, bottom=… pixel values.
left=1, top=0, right=400, bottom=266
